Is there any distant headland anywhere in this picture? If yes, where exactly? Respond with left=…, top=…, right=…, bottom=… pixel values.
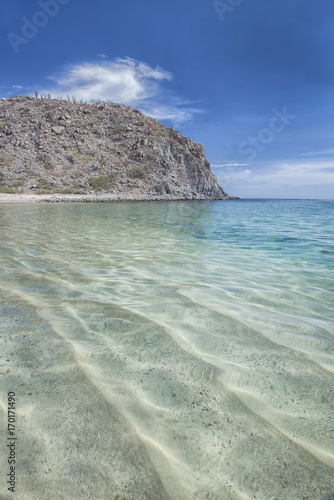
left=0, top=95, right=237, bottom=201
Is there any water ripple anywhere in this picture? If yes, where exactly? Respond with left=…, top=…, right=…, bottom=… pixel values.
left=0, top=200, right=333, bottom=499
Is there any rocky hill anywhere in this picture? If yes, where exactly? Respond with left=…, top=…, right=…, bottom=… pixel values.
left=0, top=95, right=234, bottom=200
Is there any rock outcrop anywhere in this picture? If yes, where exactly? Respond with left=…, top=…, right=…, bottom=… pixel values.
left=0, top=95, right=236, bottom=200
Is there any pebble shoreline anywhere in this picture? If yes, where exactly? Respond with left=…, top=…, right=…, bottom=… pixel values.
left=0, top=193, right=239, bottom=204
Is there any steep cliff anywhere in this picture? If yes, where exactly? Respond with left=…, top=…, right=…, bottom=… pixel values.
left=0, top=95, right=235, bottom=199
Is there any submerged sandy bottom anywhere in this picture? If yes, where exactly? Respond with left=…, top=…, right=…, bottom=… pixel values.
left=0, top=200, right=333, bottom=499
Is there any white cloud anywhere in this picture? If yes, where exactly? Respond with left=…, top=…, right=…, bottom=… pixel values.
left=301, top=149, right=334, bottom=156
left=138, top=104, right=193, bottom=123
left=211, top=163, right=250, bottom=167
left=229, top=161, right=334, bottom=187
left=13, top=85, right=23, bottom=89
left=213, top=161, right=334, bottom=197
left=97, top=54, right=107, bottom=58
left=212, top=164, right=252, bottom=189
left=39, top=58, right=195, bottom=124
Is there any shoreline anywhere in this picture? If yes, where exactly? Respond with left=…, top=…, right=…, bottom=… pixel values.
left=0, top=193, right=239, bottom=204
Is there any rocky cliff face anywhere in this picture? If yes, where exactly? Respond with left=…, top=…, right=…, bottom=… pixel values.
left=0, top=95, right=234, bottom=199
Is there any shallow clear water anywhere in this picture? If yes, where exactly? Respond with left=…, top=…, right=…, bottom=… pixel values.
left=0, top=199, right=333, bottom=500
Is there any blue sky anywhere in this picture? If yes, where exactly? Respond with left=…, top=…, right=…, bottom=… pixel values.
left=1, top=0, right=334, bottom=198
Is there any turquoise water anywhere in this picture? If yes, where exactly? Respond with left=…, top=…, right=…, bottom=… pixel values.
left=0, top=199, right=333, bottom=499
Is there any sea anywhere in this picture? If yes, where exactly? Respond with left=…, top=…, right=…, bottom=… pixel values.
left=0, top=198, right=333, bottom=500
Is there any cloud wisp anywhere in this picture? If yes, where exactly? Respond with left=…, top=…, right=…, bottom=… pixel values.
left=39, top=58, right=196, bottom=124
left=257, top=162, right=334, bottom=187
left=301, top=149, right=334, bottom=157
left=214, top=161, right=334, bottom=192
